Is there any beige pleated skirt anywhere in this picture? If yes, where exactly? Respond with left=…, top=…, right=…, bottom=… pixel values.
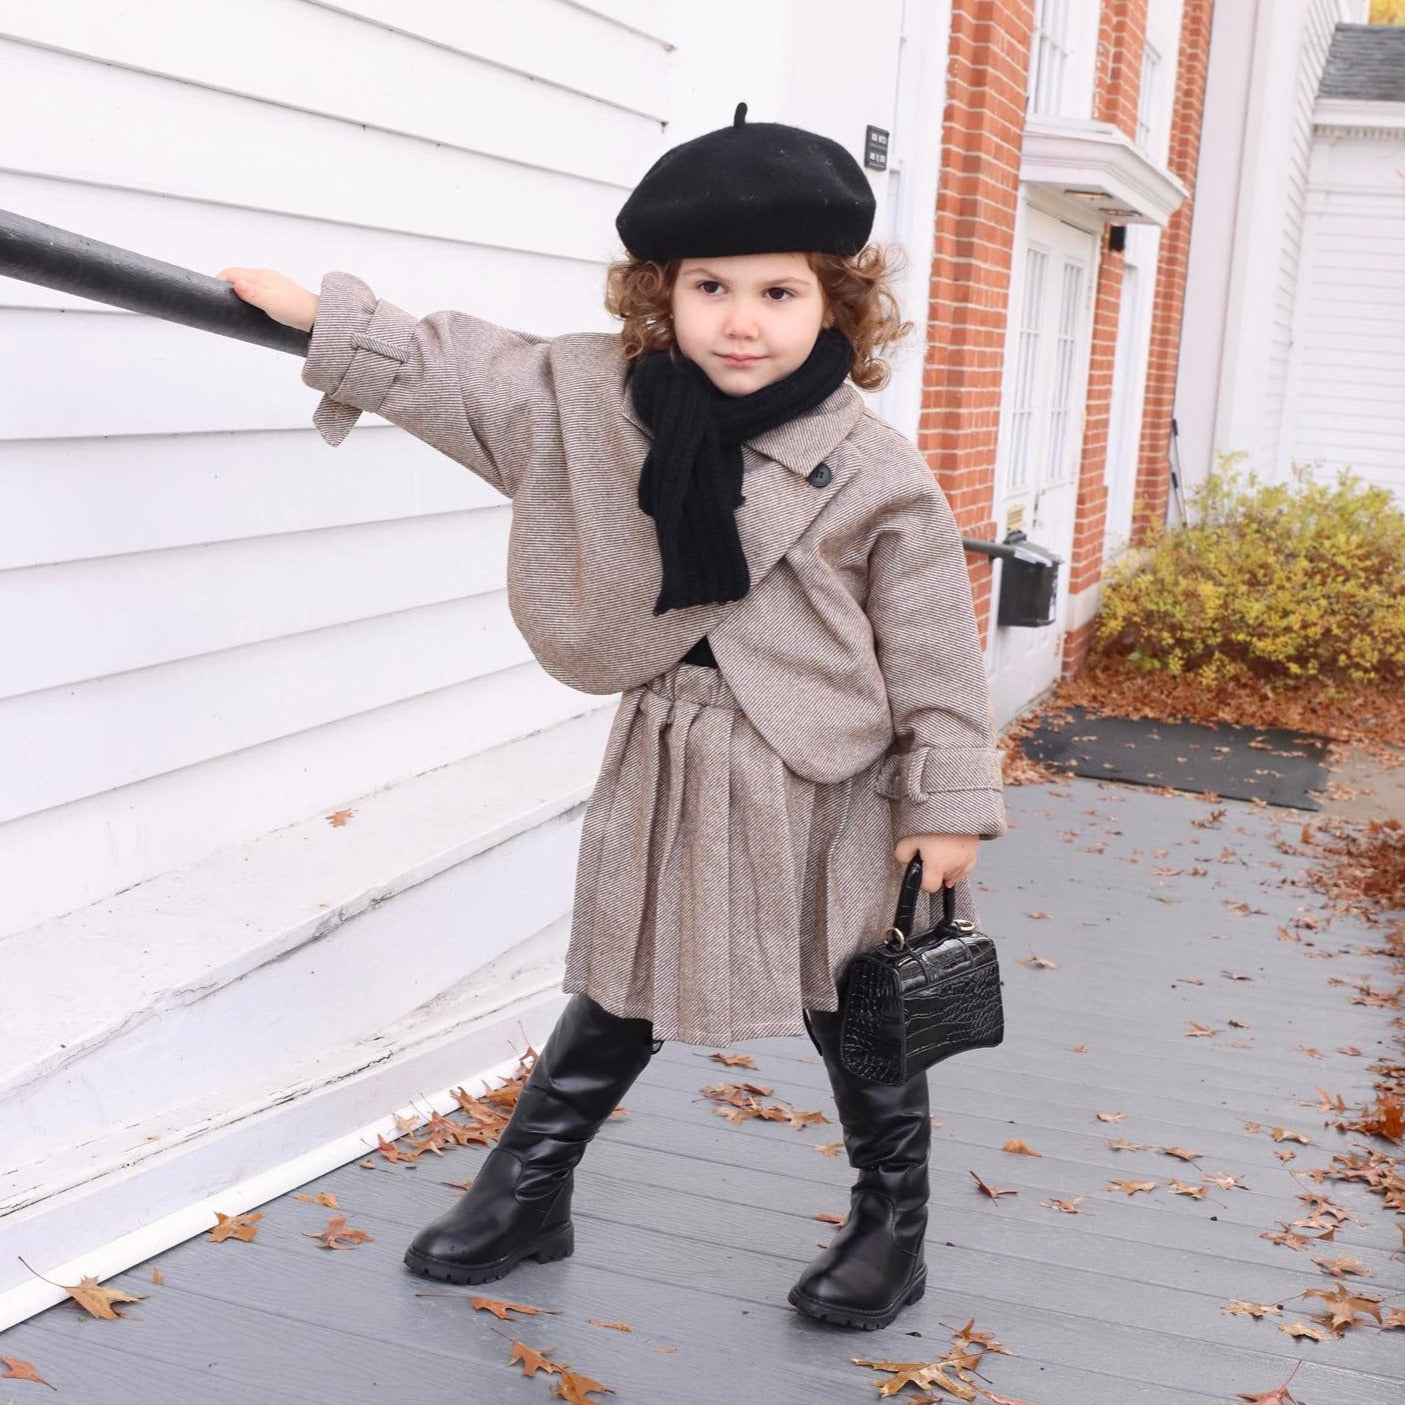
left=561, top=661, right=970, bottom=1047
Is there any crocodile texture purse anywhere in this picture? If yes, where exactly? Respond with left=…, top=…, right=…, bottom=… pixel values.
left=837, top=856, right=1004, bottom=1085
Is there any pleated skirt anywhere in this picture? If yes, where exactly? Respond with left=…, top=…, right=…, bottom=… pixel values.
left=562, top=661, right=967, bottom=1047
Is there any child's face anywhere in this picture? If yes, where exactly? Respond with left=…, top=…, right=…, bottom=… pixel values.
left=670, top=252, right=828, bottom=395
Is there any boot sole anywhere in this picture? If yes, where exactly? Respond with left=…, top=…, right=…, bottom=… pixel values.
left=402, top=1222, right=575, bottom=1286
left=787, top=1266, right=926, bottom=1331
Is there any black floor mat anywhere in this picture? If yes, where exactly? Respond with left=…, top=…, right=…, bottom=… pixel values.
left=1019, top=706, right=1331, bottom=809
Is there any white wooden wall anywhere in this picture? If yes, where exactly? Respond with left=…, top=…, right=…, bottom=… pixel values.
left=0, top=0, right=933, bottom=940
left=1285, top=126, right=1405, bottom=502
left=0, top=0, right=676, bottom=936
left=1174, top=0, right=1367, bottom=494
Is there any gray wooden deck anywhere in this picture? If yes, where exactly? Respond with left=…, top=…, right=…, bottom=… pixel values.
left=4, top=778, right=1403, bottom=1405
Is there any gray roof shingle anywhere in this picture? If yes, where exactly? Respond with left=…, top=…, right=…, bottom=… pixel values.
left=1319, top=22, right=1405, bottom=103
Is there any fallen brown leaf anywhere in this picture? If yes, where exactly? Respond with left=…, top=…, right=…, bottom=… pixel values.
left=468, top=1296, right=548, bottom=1320
left=1168, top=1180, right=1208, bottom=1199
left=302, top=1215, right=373, bottom=1250
left=586, top=1319, right=633, bottom=1332
left=508, top=1340, right=560, bottom=1379
left=61, top=1275, right=148, bottom=1320
left=1104, top=1179, right=1158, bottom=1196
left=1001, top=1139, right=1041, bottom=1157
left=1279, top=1320, right=1331, bottom=1341
left=207, top=1211, right=262, bottom=1243
left=1223, top=1299, right=1282, bottom=1319
left=1042, top=1195, right=1086, bottom=1213
left=1096, top=1111, right=1127, bottom=1123
left=1018, top=954, right=1059, bottom=968
left=551, top=1370, right=615, bottom=1404
left=327, top=808, right=355, bottom=827
left=1312, top=1255, right=1368, bottom=1277
left=969, top=1170, right=1017, bottom=1200
left=1, top=1356, right=55, bottom=1390
left=708, top=1051, right=756, bottom=1068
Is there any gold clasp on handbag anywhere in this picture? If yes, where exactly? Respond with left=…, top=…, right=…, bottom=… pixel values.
left=883, top=925, right=908, bottom=952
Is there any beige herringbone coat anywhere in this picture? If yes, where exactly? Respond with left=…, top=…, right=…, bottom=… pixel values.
left=302, top=272, right=1005, bottom=1042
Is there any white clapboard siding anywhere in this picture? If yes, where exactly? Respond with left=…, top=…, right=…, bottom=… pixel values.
left=0, top=169, right=613, bottom=328
left=0, top=663, right=608, bottom=939
left=0, top=41, right=632, bottom=265
left=1260, top=0, right=1343, bottom=482
left=1289, top=183, right=1405, bottom=498
left=0, top=3, right=663, bottom=190
left=0, top=590, right=533, bottom=824
left=310, top=0, right=674, bottom=114
left=0, top=507, right=510, bottom=697
left=0, top=427, right=495, bottom=569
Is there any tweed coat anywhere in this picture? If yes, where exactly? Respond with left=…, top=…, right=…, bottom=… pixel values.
left=302, top=272, right=1006, bottom=848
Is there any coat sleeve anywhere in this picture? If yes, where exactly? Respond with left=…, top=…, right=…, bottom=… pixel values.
left=299, top=270, right=555, bottom=499
left=866, top=469, right=1007, bottom=841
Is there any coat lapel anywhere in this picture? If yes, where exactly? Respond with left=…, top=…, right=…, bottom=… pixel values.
left=619, top=382, right=867, bottom=598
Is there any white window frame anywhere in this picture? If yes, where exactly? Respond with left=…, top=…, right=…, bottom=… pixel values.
left=1026, top=0, right=1098, bottom=121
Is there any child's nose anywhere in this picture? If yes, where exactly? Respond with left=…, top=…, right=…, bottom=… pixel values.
left=724, top=303, right=760, bottom=339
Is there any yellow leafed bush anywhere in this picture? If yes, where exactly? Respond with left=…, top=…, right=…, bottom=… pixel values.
left=1095, top=458, right=1405, bottom=686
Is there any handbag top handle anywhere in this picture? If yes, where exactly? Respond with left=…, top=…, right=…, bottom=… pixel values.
left=891, top=856, right=958, bottom=944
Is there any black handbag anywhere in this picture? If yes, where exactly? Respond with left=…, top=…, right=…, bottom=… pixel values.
left=837, top=856, right=1004, bottom=1085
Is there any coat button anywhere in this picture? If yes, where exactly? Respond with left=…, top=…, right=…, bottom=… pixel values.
left=807, top=463, right=833, bottom=488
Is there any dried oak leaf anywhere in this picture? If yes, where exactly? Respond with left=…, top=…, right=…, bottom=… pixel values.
left=1313, top=1255, right=1369, bottom=1277
left=508, top=1340, right=561, bottom=1379
left=1168, top=1180, right=1208, bottom=1199
left=1301, top=1282, right=1382, bottom=1329
left=1222, top=1300, right=1282, bottom=1319
left=1160, top=1146, right=1202, bottom=1161
left=1382, top=1307, right=1405, bottom=1330
left=1001, top=1138, right=1041, bottom=1157
left=586, top=1320, right=633, bottom=1332
left=1096, top=1111, right=1127, bottom=1124
left=552, top=1371, right=616, bottom=1403
left=814, top=1141, right=845, bottom=1157
left=953, top=1318, right=1012, bottom=1356
left=326, top=808, right=355, bottom=827
left=708, top=1051, right=756, bottom=1068
left=815, top=1212, right=847, bottom=1225
left=1042, top=1196, right=1086, bottom=1213
left=1104, top=1179, right=1158, bottom=1196
left=1018, top=954, right=1058, bottom=968
left=468, top=1296, right=550, bottom=1320
left=208, top=1211, right=262, bottom=1243
left=295, top=1191, right=340, bottom=1210
left=969, top=1171, right=1017, bottom=1200
left=1202, top=1172, right=1250, bottom=1191
left=1106, top=1136, right=1153, bottom=1151
left=1, top=1356, right=55, bottom=1390
left=1270, top=1127, right=1313, bottom=1144
left=1279, top=1321, right=1331, bottom=1342
left=851, top=1358, right=975, bottom=1401
left=1185, top=1021, right=1217, bottom=1037
left=302, top=1215, right=373, bottom=1250
left=62, top=1275, right=148, bottom=1320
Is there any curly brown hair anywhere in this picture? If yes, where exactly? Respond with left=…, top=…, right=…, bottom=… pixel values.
left=603, top=246, right=911, bottom=391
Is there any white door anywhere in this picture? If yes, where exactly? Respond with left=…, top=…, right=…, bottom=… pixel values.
left=988, top=204, right=1098, bottom=725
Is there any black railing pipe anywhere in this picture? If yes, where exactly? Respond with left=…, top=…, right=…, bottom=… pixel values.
left=0, top=208, right=309, bottom=356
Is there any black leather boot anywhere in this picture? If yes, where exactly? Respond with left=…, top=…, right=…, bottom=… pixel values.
left=403, top=993, right=660, bottom=1285
left=788, top=1007, right=930, bottom=1329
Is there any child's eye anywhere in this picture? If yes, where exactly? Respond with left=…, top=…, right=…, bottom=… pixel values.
left=763, top=287, right=795, bottom=301
left=696, top=279, right=723, bottom=295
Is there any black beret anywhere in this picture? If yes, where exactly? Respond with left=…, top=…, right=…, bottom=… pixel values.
left=616, top=103, right=875, bottom=261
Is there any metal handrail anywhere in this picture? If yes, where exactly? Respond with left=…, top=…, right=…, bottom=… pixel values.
left=0, top=207, right=309, bottom=355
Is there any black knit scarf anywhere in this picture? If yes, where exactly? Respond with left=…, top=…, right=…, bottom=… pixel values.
left=630, top=328, right=852, bottom=615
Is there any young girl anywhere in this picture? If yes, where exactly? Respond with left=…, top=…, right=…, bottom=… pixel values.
left=220, top=105, right=1005, bottom=1332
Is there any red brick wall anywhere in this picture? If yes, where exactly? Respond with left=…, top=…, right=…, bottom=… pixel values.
left=1132, top=0, right=1215, bottom=544
left=919, top=0, right=1036, bottom=646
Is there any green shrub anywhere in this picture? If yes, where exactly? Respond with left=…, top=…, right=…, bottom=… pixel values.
left=1095, top=458, right=1405, bottom=685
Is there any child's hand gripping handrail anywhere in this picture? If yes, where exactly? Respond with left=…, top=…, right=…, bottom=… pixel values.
left=0, top=207, right=310, bottom=356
